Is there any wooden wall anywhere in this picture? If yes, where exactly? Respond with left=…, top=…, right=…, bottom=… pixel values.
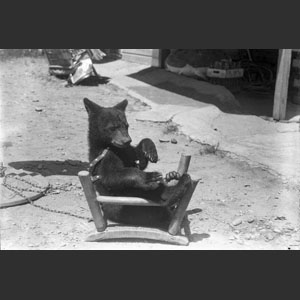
left=121, top=49, right=161, bottom=67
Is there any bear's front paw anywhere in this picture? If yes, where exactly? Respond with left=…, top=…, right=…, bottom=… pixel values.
left=141, top=139, right=158, bottom=163
left=165, top=171, right=181, bottom=182
left=145, top=172, right=163, bottom=183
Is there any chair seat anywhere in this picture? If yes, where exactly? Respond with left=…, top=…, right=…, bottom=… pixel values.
left=97, top=195, right=163, bottom=207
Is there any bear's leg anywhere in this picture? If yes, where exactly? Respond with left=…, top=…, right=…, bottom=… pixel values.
left=102, top=167, right=164, bottom=192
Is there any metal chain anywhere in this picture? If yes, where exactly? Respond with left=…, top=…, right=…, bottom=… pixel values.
left=3, top=175, right=42, bottom=193
left=2, top=178, right=28, bottom=199
left=28, top=200, right=91, bottom=221
left=2, top=174, right=91, bottom=221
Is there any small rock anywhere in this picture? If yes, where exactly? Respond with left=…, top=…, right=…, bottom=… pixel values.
left=32, top=99, right=39, bottom=103
left=273, top=228, right=282, bottom=234
left=231, top=218, right=243, bottom=226
left=37, top=164, right=43, bottom=170
left=52, top=190, right=61, bottom=194
left=247, top=217, right=255, bottom=223
left=62, top=169, right=68, bottom=173
left=275, top=216, right=286, bottom=221
left=285, top=226, right=295, bottom=232
left=171, top=138, right=178, bottom=144
left=159, top=138, right=170, bottom=143
left=35, top=107, right=43, bottom=112
left=265, top=232, right=275, bottom=241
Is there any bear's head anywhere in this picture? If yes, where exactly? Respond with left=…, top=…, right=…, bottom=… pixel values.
left=84, top=98, right=132, bottom=149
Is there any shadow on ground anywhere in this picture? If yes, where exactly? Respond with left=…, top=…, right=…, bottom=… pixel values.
left=128, top=67, right=300, bottom=119
left=9, top=160, right=89, bottom=177
left=128, top=67, right=242, bottom=114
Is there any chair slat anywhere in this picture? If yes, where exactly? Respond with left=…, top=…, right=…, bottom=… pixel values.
left=97, top=196, right=163, bottom=207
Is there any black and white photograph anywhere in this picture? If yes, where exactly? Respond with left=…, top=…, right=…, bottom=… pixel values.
left=0, top=48, right=299, bottom=250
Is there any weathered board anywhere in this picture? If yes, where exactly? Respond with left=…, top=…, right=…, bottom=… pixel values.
left=121, top=49, right=161, bottom=66
left=273, top=49, right=292, bottom=120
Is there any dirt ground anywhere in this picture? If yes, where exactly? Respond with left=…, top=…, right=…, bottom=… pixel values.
left=0, top=56, right=299, bottom=250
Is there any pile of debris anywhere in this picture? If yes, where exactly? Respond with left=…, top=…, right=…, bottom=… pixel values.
left=44, top=49, right=110, bottom=86
left=165, top=49, right=234, bottom=80
left=165, top=49, right=276, bottom=93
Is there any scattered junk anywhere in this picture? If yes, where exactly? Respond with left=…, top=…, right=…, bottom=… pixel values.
left=165, top=49, right=245, bottom=92
left=165, top=49, right=226, bottom=81
left=164, top=49, right=276, bottom=93
left=88, top=49, right=107, bottom=63
left=206, top=60, right=244, bottom=92
left=44, top=49, right=110, bottom=86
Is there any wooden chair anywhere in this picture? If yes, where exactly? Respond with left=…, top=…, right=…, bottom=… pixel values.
left=78, top=154, right=199, bottom=246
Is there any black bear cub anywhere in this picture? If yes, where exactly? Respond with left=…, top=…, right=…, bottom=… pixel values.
left=84, top=98, right=192, bottom=225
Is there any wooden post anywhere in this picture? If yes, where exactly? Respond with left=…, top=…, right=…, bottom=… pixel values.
left=152, top=49, right=162, bottom=67
left=177, top=154, right=191, bottom=176
left=78, top=171, right=107, bottom=232
left=273, top=49, right=292, bottom=120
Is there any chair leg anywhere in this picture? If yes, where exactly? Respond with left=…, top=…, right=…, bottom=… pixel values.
left=168, top=180, right=199, bottom=236
left=78, top=171, right=107, bottom=232
left=182, top=215, right=192, bottom=239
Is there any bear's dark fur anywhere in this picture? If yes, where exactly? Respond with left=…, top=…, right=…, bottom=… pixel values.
left=84, top=98, right=192, bottom=227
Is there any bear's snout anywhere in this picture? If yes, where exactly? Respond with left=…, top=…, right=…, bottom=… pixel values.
left=112, top=133, right=132, bottom=148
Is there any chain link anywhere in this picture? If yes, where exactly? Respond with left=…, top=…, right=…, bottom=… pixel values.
left=28, top=200, right=91, bottom=221
left=2, top=174, right=91, bottom=221
left=3, top=174, right=43, bottom=193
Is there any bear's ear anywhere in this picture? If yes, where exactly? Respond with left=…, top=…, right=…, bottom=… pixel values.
left=83, top=98, right=102, bottom=114
left=114, top=99, right=128, bottom=112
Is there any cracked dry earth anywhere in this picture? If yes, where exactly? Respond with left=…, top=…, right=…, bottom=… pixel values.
left=0, top=57, right=299, bottom=250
